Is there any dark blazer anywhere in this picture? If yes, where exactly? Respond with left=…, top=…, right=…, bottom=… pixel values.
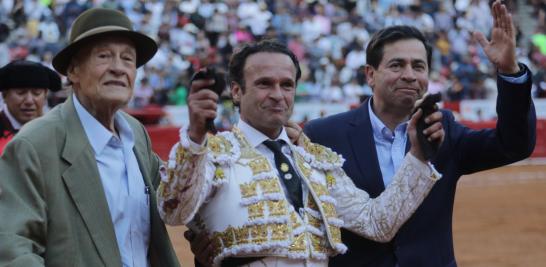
left=304, top=73, right=536, bottom=267
left=0, top=96, right=180, bottom=267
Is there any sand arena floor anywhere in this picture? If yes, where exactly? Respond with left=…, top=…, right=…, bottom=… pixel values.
left=166, top=163, right=546, bottom=267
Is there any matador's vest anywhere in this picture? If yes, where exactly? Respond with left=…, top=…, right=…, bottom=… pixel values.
left=188, top=128, right=348, bottom=266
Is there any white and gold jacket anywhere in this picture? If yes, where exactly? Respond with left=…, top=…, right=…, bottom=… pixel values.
left=157, top=125, right=441, bottom=267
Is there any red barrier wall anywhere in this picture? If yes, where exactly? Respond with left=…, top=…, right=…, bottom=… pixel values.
left=147, top=120, right=546, bottom=160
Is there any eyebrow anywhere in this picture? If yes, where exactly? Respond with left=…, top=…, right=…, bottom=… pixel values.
left=387, top=58, right=427, bottom=65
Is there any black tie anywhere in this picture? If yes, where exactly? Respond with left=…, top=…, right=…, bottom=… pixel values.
left=263, top=140, right=303, bottom=211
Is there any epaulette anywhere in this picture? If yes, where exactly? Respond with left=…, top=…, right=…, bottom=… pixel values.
left=206, top=131, right=241, bottom=165
left=296, top=135, right=344, bottom=171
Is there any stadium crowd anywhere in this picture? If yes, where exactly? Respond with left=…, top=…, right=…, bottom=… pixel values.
left=0, top=0, right=545, bottom=111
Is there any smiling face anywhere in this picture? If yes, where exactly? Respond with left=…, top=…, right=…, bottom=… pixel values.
left=68, top=36, right=137, bottom=114
left=231, top=52, right=297, bottom=138
left=2, top=88, right=47, bottom=124
left=366, top=38, right=429, bottom=116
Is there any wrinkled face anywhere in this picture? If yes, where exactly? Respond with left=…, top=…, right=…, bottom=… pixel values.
left=68, top=36, right=137, bottom=112
left=366, top=39, right=429, bottom=114
left=232, top=52, right=297, bottom=138
left=3, top=88, right=47, bottom=124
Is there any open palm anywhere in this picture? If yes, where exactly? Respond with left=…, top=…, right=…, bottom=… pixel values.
left=473, top=0, right=519, bottom=74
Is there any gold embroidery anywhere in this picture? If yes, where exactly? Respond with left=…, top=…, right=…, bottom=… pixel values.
left=290, top=212, right=302, bottom=229
left=311, top=182, right=328, bottom=197
left=302, top=137, right=341, bottom=166
left=240, top=181, right=258, bottom=198
left=258, top=179, right=281, bottom=194
left=175, top=145, right=187, bottom=163
left=328, top=225, right=342, bottom=244
left=321, top=202, right=337, bottom=218
left=267, top=200, right=287, bottom=217
left=250, top=224, right=268, bottom=244
left=310, top=234, right=327, bottom=253
left=271, top=223, right=289, bottom=241
left=295, top=153, right=312, bottom=178
left=308, top=215, right=322, bottom=230
left=234, top=226, right=250, bottom=245
left=248, top=201, right=265, bottom=220
left=289, top=233, right=306, bottom=252
left=207, top=135, right=232, bottom=156
left=325, top=171, right=336, bottom=188
left=218, top=227, right=236, bottom=248
left=307, top=194, right=319, bottom=210
left=248, top=157, right=271, bottom=175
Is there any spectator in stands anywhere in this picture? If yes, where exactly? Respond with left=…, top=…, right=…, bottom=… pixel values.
left=304, top=2, right=536, bottom=266
left=0, top=60, right=61, bottom=153
left=0, top=8, right=179, bottom=266
left=0, top=0, right=541, bottom=109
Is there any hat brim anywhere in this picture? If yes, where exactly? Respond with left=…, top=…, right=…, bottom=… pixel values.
left=52, top=29, right=158, bottom=76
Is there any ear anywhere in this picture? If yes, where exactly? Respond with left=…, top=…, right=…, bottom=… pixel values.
left=231, top=81, right=242, bottom=106
left=364, top=64, right=375, bottom=88
left=66, top=64, right=80, bottom=85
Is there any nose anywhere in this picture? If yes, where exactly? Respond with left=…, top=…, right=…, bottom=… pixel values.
left=109, top=56, right=126, bottom=76
left=269, top=84, right=283, bottom=101
left=22, top=92, right=35, bottom=105
left=401, top=66, right=417, bottom=82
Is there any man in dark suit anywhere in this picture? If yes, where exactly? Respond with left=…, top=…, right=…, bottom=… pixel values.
left=304, top=1, right=536, bottom=266
left=0, top=60, right=61, bottom=153
left=0, top=8, right=179, bottom=267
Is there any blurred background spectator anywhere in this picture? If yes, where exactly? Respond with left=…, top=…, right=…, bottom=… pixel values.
left=0, top=0, right=544, bottom=126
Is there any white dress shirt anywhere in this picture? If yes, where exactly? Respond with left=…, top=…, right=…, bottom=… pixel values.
left=73, top=95, right=150, bottom=267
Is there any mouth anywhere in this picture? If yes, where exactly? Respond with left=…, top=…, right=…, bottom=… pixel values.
left=396, top=87, right=420, bottom=95
left=20, top=109, right=36, bottom=115
left=103, top=80, right=127, bottom=87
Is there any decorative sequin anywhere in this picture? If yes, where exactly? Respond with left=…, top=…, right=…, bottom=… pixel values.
left=214, top=167, right=225, bottom=181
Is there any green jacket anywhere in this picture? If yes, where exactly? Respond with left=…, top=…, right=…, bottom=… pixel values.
left=0, top=96, right=180, bottom=267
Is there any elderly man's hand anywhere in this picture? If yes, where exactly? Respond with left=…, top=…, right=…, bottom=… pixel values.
left=285, top=120, right=303, bottom=145
left=408, top=110, right=444, bottom=162
left=188, top=78, right=219, bottom=144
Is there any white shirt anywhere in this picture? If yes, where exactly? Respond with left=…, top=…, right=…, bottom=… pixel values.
left=3, top=105, right=22, bottom=130
left=73, top=95, right=150, bottom=267
left=368, top=99, right=408, bottom=187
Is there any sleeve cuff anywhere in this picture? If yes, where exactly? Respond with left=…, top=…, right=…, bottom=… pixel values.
left=407, top=153, right=442, bottom=181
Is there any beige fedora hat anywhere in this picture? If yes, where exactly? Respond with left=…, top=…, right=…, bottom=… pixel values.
left=52, top=8, right=158, bottom=75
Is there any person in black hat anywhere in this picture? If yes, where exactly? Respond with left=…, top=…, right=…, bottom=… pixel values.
left=0, top=60, right=61, bottom=153
left=0, top=8, right=179, bottom=267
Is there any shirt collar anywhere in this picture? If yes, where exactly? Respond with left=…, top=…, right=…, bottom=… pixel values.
left=3, top=105, right=22, bottom=130
left=73, top=94, right=135, bottom=155
left=237, top=119, right=291, bottom=149
left=368, top=98, right=408, bottom=141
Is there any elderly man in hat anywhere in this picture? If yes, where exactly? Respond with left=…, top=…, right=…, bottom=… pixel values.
left=0, top=8, right=179, bottom=267
left=0, top=60, right=61, bottom=153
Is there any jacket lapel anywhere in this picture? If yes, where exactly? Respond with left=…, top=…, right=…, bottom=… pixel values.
left=347, top=98, right=386, bottom=197
left=60, top=96, right=122, bottom=266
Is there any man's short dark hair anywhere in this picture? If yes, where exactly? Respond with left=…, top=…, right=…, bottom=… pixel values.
left=228, top=39, right=302, bottom=92
left=366, top=25, right=432, bottom=70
